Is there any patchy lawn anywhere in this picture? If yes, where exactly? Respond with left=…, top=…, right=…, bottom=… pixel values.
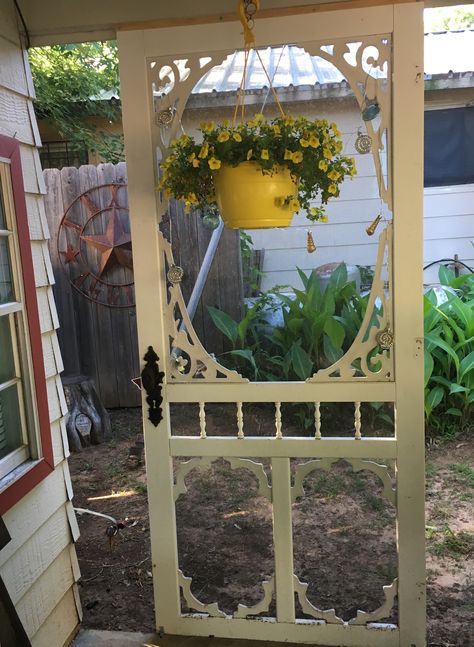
left=69, top=407, right=473, bottom=645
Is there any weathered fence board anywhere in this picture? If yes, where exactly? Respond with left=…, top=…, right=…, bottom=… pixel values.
left=44, top=163, right=243, bottom=407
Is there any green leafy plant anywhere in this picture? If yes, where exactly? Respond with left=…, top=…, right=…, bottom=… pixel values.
left=424, top=267, right=474, bottom=434
left=159, top=114, right=356, bottom=223
left=208, top=263, right=369, bottom=382
left=29, top=42, right=124, bottom=163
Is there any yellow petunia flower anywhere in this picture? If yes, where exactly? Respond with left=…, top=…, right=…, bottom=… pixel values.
left=188, top=192, right=198, bottom=203
left=289, top=198, right=300, bottom=212
left=292, top=151, right=303, bottom=164
left=327, top=169, right=341, bottom=181
left=208, top=157, right=221, bottom=170
left=309, top=136, right=320, bottom=148
left=192, top=158, right=200, bottom=168
left=323, top=147, right=333, bottom=160
left=198, top=142, right=209, bottom=159
left=318, top=160, right=328, bottom=172
left=200, top=121, right=215, bottom=133
left=300, top=138, right=310, bottom=148
left=217, top=131, right=230, bottom=143
left=320, top=215, right=329, bottom=223
left=272, top=125, right=281, bottom=136
left=283, top=115, right=295, bottom=126
left=334, top=141, right=343, bottom=153
left=246, top=149, right=253, bottom=160
left=233, top=132, right=242, bottom=142
left=254, top=113, right=266, bottom=124
left=328, top=184, right=337, bottom=195
left=284, top=149, right=293, bottom=161
left=261, top=149, right=269, bottom=160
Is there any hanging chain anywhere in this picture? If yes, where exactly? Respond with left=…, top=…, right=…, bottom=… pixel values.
left=234, top=0, right=285, bottom=125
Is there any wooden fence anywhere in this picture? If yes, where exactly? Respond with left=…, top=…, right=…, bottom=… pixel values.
left=44, top=163, right=243, bottom=408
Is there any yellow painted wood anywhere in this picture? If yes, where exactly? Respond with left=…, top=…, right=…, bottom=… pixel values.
left=166, top=381, right=396, bottom=402
left=118, top=29, right=182, bottom=631
left=168, top=615, right=399, bottom=645
left=118, top=4, right=426, bottom=643
left=271, top=458, right=295, bottom=623
left=170, top=437, right=397, bottom=459
left=392, top=4, right=427, bottom=646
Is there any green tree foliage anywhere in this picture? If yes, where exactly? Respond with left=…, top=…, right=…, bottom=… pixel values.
left=29, top=42, right=124, bottom=163
left=424, top=7, right=474, bottom=32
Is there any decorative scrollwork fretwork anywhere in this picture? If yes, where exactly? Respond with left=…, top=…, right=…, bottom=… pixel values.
left=233, top=576, right=275, bottom=619
left=291, top=457, right=396, bottom=505
left=159, top=231, right=247, bottom=382
left=178, top=570, right=227, bottom=618
left=294, top=574, right=344, bottom=624
left=310, top=223, right=393, bottom=382
left=174, top=456, right=272, bottom=501
left=300, top=36, right=392, bottom=209
left=348, top=578, right=398, bottom=625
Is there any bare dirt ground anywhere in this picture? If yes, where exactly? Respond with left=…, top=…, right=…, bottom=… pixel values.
left=69, top=407, right=474, bottom=646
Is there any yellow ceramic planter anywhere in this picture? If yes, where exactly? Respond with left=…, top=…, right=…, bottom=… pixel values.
left=212, top=162, right=298, bottom=229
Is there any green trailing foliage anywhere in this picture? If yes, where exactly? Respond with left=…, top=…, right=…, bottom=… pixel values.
left=29, top=42, right=124, bottom=163
left=424, top=267, right=474, bottom=436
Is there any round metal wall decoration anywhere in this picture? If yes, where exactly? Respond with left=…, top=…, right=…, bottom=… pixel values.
left=167, top=264, right=184, bottom=284
left=355, top=130, right=372, bottom=154
left=156, top=107, right=175, bottom=127
left=58, top=183, right=135, bottom=308
left=376, top=326, right=394, bottom=350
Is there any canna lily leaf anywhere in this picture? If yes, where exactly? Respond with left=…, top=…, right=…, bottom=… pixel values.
left=425, top=331, right=460, bottom=375
left=207, top=305, right=238, bottom=344
left=459, top=350, right=474, bottom=381
left=290, top=342, right=313, bottom=381
left=424, top=348, right=434, bottom=387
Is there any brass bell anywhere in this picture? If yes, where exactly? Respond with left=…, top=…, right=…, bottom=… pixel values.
left=366, top=214, right=382, bottom=236
left=307, top=231, right=316, bottom=253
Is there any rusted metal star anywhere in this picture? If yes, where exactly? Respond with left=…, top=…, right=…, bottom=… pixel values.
left=81, top=210, right=133, bottom=277
left=60, top=244, right=80, bottom=264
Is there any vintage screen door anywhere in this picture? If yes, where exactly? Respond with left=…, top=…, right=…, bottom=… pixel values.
left=118, top=3, right=426, bottom=645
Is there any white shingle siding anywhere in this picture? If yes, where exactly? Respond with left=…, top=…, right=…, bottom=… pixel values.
left=0, top=2, right=81, bottom=644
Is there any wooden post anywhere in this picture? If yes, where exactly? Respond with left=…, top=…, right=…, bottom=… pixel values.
left=118, top=30, right=182, bottom=631
left=393, top=4, right=426, bottom=646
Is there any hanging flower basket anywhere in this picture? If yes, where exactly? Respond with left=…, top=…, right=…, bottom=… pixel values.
left=213, top=162, right=297, bottom=229
left=158, top=114, right=356, bottom=229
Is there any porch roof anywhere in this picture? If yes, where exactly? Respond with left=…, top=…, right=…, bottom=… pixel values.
left=18, top=0, right=471, bottom=46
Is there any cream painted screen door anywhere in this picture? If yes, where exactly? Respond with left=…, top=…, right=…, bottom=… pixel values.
left=118, top=3, right=425, bottom=645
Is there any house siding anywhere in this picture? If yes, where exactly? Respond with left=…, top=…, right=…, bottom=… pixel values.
left=0, top=1, right=81, bottom=644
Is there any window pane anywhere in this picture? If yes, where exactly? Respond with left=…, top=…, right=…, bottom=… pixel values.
left=0, top=237, right=14, bottom=304
left=0, top=184, right=5, bottom=229
left=0, top=315, right=15, bottom=383
left=0, top=383, right=23, bottom=459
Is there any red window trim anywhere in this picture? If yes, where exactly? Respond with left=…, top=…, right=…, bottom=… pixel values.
left=0, top=135, right=53, bottom=515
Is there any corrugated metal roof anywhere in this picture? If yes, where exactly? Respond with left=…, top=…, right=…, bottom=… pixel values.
left=191, top=30, right=474, bottom=94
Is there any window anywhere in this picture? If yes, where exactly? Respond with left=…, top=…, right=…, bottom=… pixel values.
left=424, top=106, right=474, bottom=187
left=0, top=165, right=32, bottom=478
left=0, top=136, right=53, bottom=514
left=39, top=141, right=88, bottom=170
